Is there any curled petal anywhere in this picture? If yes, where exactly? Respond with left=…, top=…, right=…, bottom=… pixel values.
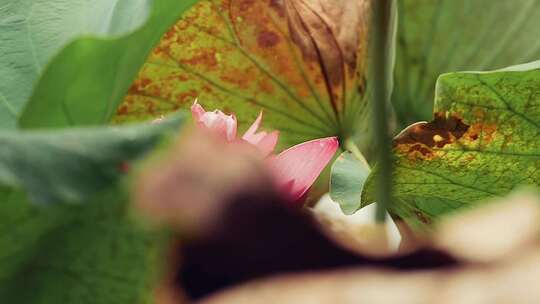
left=191, top=101, right=237, bottom=141
left=242, top=111, right=264, bottom=141
left=267, top=137, right=339, bottom=203
left=191, top=101, right=206, bottom=121
left=242, top=111, right=279, bottom=157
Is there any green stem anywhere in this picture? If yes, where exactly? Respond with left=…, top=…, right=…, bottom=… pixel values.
left=345, top=139, right=370, bottom=168
left=370, top=0, right=395, bottom=222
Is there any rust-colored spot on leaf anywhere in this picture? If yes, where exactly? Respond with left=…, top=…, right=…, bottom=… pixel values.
left=394, top=112, right=470, bottom=160
left=269, top=0, right=286, bottom=16
left=220, top=66, right=257, bottom=89
left=257, top=30, right=281, bottom=48
left=128, top=78, right=152, bottom=95
left=258, top=78, right=275, bottom=93
left=408, top=144, right=433, bottom=158
left=175, top=90, right=198, bottom=104
left=180, top=48, right=218, bottom=68
left=117, top=105, right=129, bottom=115
left=395, top=113, right=470, bottom=147
left=464, top=122, right=498, bottom=145
left=239, top=0, right=255, bottom=11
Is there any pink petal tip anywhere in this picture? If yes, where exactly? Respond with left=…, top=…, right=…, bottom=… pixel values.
left=191, top=100, right=237, bottom=141
left=242, top=111, right=279, bottom=157
left=267, top=136, right=339, bottom=203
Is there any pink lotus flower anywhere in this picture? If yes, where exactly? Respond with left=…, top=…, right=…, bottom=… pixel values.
left=191, top=101, right=338, bottom=204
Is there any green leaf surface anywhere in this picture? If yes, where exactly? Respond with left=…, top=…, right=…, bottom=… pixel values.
left=18, top=0, right=198, bottom=129
left=0, top=188, right=167, bottom=304
left=114, top=0, right=371, bottom=147
left=0, top=0, right=153, bottom=130
left=363, top=61, right=540, bottom=229
left=1, top=114, right=184, bottom=205
left=330, top=151, right=371, bottom=215
left=0, top=115, right=183, bottom=303
left=394, top=0, right=540, bottom=129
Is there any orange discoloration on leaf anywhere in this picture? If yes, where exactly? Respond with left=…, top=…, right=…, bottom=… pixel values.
left=257, top=30, right=281, bottom=48
left=175, top=90, right=198, bottom=104
left=229, top=1, right=317, bottom=100
left=117, top=105, right=129, bottom=115
left=115, top=0, right=372, bottom=146
left=180, top=48, right=219, bottom=68
left=395, top=113, right=470, bottom=148
left=129, top=78, right=152, bottom=95
left=258, top=78, right=275, bottom=94
left=220, top=66, right=258, bottom=90
left=481, top=124, right=497, bottom=143
left=393, top=108, right=500, bottom=162
left=166, top=74, right=190, bottom=83
left=464, top=122, right=498, bottom=145
left=238, top=0, right=256, bottom=12
left=394, top=112, right=470, bottom=160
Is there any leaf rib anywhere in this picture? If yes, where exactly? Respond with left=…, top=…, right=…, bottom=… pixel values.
left=215, top=1, right=332, bottom=132
left=0, top=93, right=17, bottom=118
left=477, top=75, right=540, bottom=131
left=147, top=60, right=328, bottom=135
left=396, top=164, right=502, bottom=197
left=265, top=11, right=338, bottom=128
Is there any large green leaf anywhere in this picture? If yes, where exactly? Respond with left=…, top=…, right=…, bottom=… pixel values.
left=0, top=0, right=153, bottom=130
left=0, top=188, right=167, bottom=304
left=394, top=0, right=540, bottom=129
left=1, top=114, right=184, bottom=205
left=18, top=0, right=198, bottom=128
left=114, top=0, right=372, bottom=147
left=363, top=61, right=540, bottom=229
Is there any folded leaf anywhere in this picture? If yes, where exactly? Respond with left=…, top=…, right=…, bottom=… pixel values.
left=330, top=151, right=371, bottom=215
left=18, top=0, right=198, bottom=128
left=0, top=0, right=153, bottom=130
left=363, top=61, right=540, bottom=229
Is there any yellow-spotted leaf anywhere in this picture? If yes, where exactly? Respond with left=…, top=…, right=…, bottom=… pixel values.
left=115, top=0, right=371, bottom=147
left=362, top=61, right=540, bottom=230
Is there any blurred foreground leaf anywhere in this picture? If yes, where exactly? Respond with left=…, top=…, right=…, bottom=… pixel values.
left=0, top=189, right=167, bottom=304
left=0, top=115, right=184, bottom=205
left=0, top=115, right=184, bottom=303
